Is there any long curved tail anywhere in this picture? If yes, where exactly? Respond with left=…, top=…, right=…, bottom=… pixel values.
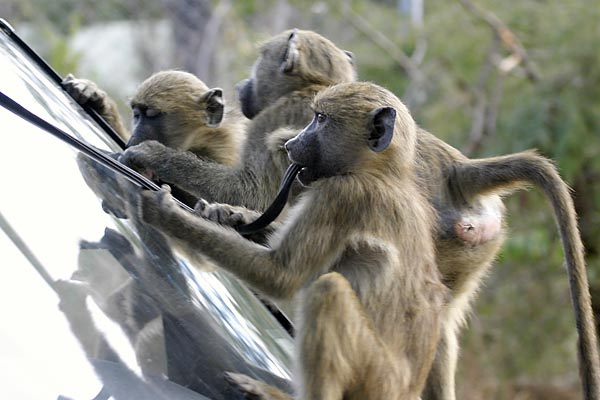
left=452, top=150, right=600, bottom=400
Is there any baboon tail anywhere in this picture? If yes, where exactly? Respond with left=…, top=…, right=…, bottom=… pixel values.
left=452, top=150, right=600, bottom=400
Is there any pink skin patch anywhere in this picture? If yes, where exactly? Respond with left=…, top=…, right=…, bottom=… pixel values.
left=454, top=213, right=502, bottom=245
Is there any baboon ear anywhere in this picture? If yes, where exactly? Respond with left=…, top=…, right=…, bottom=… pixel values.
left=200, top=88, right=224, bottom=128
left=367, top=107, right=396, bottom=152
left=343, top=50, right=355, bottom=65
left=280, top=29, right=300, bottom=74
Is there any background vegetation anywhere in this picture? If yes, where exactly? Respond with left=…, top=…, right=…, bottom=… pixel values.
left=2, top=0, right=598, bottom=398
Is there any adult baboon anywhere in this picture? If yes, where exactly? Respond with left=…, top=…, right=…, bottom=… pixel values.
left=120, top=29, right=356, bottom=211
left=132, top=81, right=448, bottom=400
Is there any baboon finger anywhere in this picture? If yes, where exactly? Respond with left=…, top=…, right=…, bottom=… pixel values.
left=193, top=198, right=209, bottom=214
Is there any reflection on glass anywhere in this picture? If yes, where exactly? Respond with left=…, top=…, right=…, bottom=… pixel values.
left=0, top=25, right=292, bottom=400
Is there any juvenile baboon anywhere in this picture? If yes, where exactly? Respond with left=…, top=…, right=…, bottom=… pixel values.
left=132, top=81, right=448, bottom=400
left=197, top=122, right=599, bottom=400
left=66, top=69, right=244, bottom=209
left=64, top=70, right=243, bottom=166
left=120, top=29, right=356, bottom=211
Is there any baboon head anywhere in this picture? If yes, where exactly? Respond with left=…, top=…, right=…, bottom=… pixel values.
left=128, top=70, right=224, bottom=149
left=285, top=82, right=416, bottom=186
left=237, top=29, right=357, bottom=119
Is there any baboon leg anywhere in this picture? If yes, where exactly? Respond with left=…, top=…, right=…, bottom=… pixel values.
left=299, top=272, right=407, bottom=400
left=422, top=324, right=458, bottom=400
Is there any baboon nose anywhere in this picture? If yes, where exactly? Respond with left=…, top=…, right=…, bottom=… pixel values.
left=284, top=139, right=296, bottom=153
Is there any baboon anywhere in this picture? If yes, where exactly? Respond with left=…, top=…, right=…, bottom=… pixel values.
left=114, top=31, right=597, bottom=399
left=196, top=122, right=598, bottom=400
left=65, top=69, right=244, bottom=209
left=132, top=81, right=448, bottom=400
left=214, top=134, right=599, bottom=400
left=120, top=29, right=357, bottom=211
left=64, top=70, right=243, bottom=166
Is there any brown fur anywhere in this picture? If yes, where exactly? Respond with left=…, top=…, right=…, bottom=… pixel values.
left=135, top=82, right=448, bottom=400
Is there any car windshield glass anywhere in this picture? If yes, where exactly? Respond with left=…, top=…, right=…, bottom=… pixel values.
left=0, top=23, right=293, bottom=400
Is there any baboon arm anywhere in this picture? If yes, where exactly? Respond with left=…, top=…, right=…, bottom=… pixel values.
left=120, top=141, right=280, bottom=211
left=453, top=150, right=600, bottom=398
left=138, top=188, right=339, bottom=299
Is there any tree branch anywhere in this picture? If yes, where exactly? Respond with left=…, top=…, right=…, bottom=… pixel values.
left=459, top=0, right=539, bottom=81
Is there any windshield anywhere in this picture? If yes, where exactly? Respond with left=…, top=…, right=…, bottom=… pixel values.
left=0, top=22, right=293, bottom=400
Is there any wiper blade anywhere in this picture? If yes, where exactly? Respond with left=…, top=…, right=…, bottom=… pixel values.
left=0, top=91, right=193, bottom=213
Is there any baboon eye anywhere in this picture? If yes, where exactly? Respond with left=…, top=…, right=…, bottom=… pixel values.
left=145, top=108, right=161, bottom=118
left=132, top=108, right=141, bottom=120
left=316, top=113, right=327, bottom=124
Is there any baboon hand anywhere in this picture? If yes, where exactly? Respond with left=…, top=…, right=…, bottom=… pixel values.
left=63, top=74, right=109, bottom=112
left=119, top=140, right=176, bottom=178
left=194, top=199, right=259, bottom=227
left=138, top=185, right=177, bottom=226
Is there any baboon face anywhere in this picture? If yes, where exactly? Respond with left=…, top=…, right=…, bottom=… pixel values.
left=285, top=97, right=396, bottom=186
left=236, top=77, right=258, bottom=119
left=236, top=29, right=356, bottom=120
left=128, top=103, right=167, bottom=147
left=127, top=71, right=224, bottom=149
left=236, top=34, right=298, bottom=120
